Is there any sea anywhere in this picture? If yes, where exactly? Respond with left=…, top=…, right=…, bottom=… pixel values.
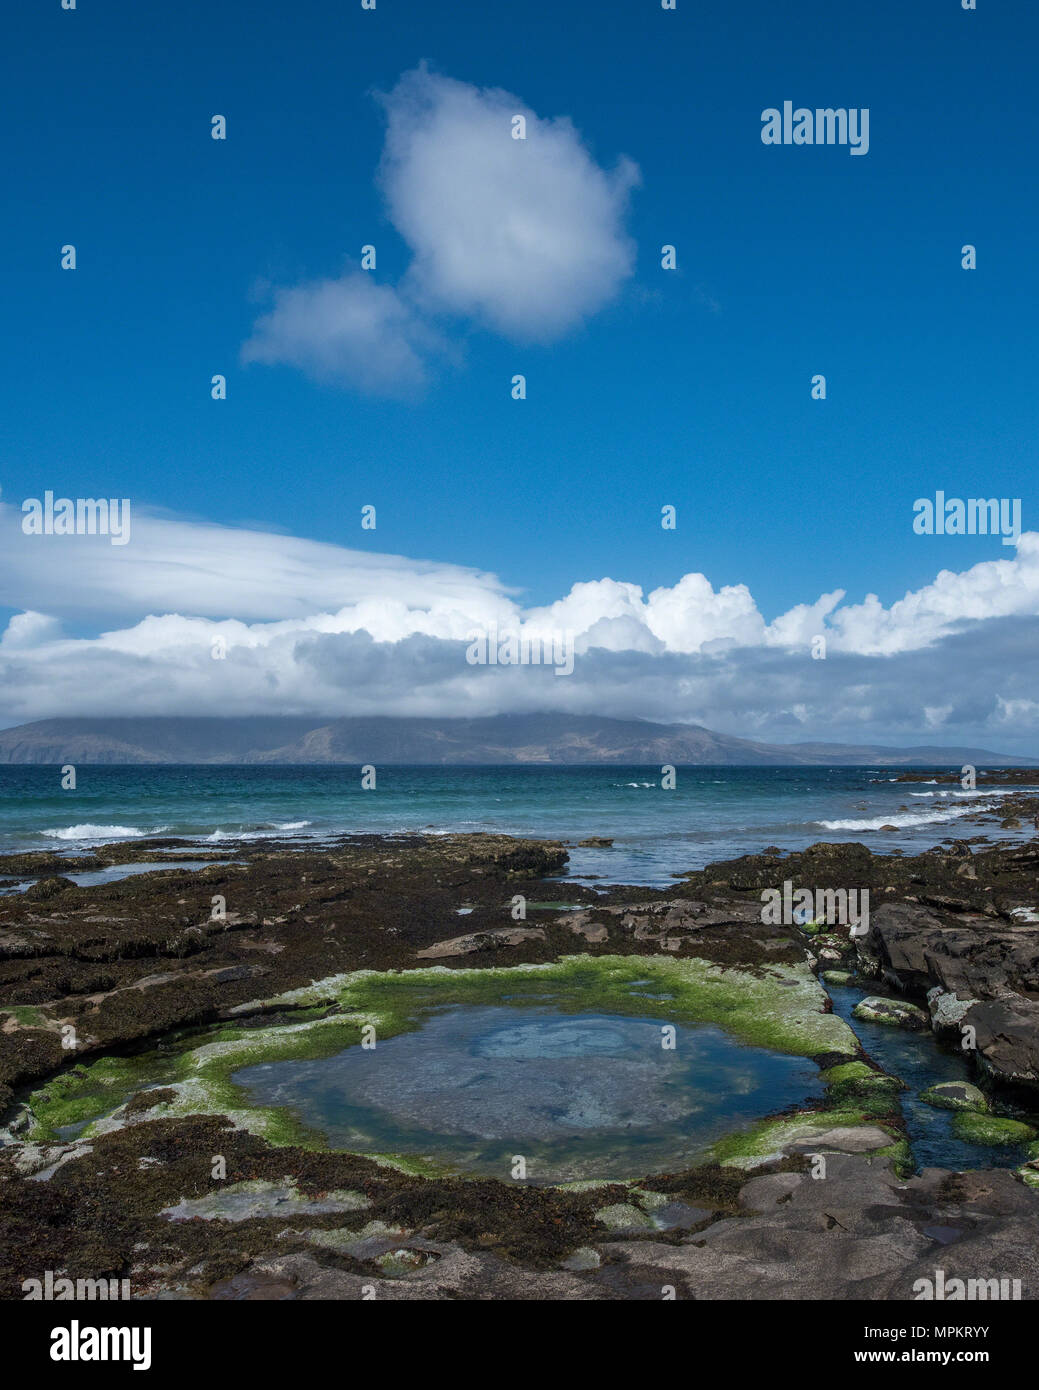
left=0, top=764, right=1023, bottom=887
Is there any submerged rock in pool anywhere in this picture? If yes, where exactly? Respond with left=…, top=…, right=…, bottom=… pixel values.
left=473, top=1019, right=630, bottom=1060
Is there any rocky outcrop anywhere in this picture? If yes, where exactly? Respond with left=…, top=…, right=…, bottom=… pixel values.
left=599, top=1155, right=1039, bottom=1301
left=967, top=999, right=1039, bottom=1088
left=855, top=898, right=1039, bottom=1087
left=673, top=836, right=1039, bottom=1092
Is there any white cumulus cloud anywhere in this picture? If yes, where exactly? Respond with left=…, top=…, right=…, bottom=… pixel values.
left=378, top=65, right=639, bottom=341
left=242, top=66, right=640, bottom=393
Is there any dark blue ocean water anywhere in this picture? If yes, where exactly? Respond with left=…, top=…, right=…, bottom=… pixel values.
left=0, top=763, right=1019, bottom=886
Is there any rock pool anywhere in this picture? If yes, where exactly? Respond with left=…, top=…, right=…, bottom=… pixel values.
left=12, top=956, right=862, bottom=1179
left=232, top=1003, right=825, bottom=1182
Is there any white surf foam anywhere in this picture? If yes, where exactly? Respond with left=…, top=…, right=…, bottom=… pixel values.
left=816, top=804, right=991, bottom=832
left=41, top=824, right=148, bottom=842
left=205, top=820, right=313, bottom=842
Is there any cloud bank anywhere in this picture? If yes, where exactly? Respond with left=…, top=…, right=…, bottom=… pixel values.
left=2, top=502, right=1039, bottom=752
left=243, top=66, right=640, bottom=393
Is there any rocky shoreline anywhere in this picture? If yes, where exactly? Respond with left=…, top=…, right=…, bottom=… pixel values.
left=2, top=819, right=1039, bottom=1300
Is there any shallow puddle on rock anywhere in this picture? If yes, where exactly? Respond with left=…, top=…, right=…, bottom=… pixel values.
left=524, top=902, right=589, bottom=911
left=232, top=1004, right=824, bottom=1183
left=922, top=1225, right=963, bottom=1245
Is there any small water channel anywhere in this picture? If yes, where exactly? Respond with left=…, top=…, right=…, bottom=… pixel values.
left=0, top=860, right=229, bottom=894
left=829, top=980, right=1039, bottom=1170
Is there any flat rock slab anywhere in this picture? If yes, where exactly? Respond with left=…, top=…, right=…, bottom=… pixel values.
left=213, top=1247, right=601, bottom=1301
left=783, top=1124, right=894, bottom=1154
left=416, top=927, right=546, bottom=959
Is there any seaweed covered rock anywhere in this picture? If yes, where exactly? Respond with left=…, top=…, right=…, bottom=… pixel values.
left=23, top=876, right=75, bottom=901
left=919, top=1081, right=988, bottom=1113
left=951, top=1112, right=1036, bottom=1147
left=852, top=996, right=929, bottom=1030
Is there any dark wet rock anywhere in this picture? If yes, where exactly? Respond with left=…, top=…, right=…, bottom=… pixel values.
left=569, top=919, right=609, bottom=943
left=669, top=836, right=1039, bottom=1090
left=211, top=1246, right=601, bottom=1300
left=854, top=897, right=1039, bottom=1086
left=577, top=838, right=614, bottom=848
left=968, top=998, right=1039, bottom=1088
left=0, top=1110, right=634, bottom=1297
left=602, top=1154, right=1039, bottom=1300
left=555, top=897, right=780, bottom=962
left=0, top=834, right=570, bottom=1104
left=945, top=841, right=974, bottom=858
left=202, top=1151, right=1039, bottom=1300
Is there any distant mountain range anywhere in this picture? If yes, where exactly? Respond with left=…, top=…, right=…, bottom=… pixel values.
left=0, top=715, right=1032, bottom=767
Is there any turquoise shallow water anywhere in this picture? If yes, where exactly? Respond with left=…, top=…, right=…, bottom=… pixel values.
left=0, top=763, right=1021, bottom=886
left=232, top=1004, right=825, bottom=1182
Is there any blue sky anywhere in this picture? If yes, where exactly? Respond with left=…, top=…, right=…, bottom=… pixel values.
left=1, top=0, right=1038, bottom=748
